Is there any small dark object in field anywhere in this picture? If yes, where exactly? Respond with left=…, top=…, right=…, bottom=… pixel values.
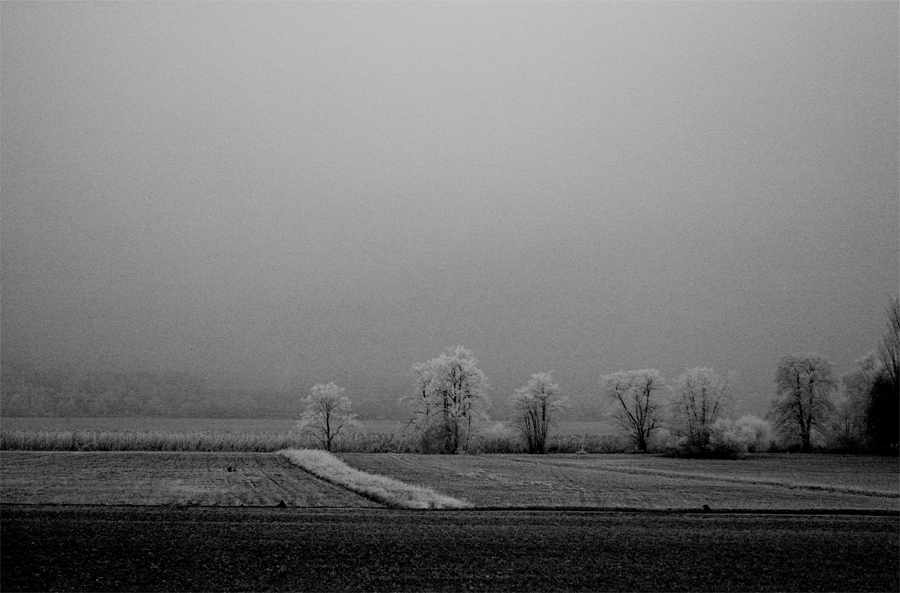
left=702, top=504, right=711, bottom=512
left=227, top=466, right=235, bottom=472
left=276, top=500, right=287, bottom=508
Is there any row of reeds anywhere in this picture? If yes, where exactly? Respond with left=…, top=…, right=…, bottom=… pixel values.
left=0, top=430, right=308, bottom=452
left=0, top=429, right=629, bottom=454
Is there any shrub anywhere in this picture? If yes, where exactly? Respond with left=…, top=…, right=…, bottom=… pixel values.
left=665, top=415, right=773, bottom=458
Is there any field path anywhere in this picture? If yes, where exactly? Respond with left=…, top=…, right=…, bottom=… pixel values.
left=0, top=451, right=381, bottom=507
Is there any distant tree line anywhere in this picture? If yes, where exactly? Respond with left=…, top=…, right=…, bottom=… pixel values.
left=0, top=364, right=295, bottom=419
left=385, top=297, right=897, bottom=456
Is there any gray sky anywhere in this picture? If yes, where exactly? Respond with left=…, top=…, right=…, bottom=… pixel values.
left=2, top=1, right=897, bottom=416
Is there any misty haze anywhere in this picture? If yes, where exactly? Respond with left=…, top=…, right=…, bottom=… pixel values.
left=3, top=2, right=896, bottom=423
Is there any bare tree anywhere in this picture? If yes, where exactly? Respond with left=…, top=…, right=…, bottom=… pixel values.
left=878, top=295, right=900, bottom=391
left=869, top=296, right=900, bottom=451
left=296, top=382, right=360, bottom=451
left=769, top=354, right=836, bottom=452
left=669, top=367, right=731, bottom=453
left=406, top=346, right=489, bottom=453
left=600, top=369, right=666, bottom=453
left=837, top=350, right=882, bottom=449
left=511, top=372, right=568, bottom=454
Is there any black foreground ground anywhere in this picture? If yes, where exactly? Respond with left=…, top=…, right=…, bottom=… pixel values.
left=1, top=506, right=897, bottom=592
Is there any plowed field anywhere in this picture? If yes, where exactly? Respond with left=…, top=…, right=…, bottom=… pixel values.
left=0, top=451, right=379, bottom=507
left=2, top=506, right=897, bottom=592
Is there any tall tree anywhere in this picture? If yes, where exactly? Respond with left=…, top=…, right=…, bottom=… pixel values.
left=870, top=296, right=900, bottom=452
left=878, top=296, right=900, bottom=393
left=769, top=354, right=836, bottom=452
left=407, top=346, right=489, bottom=454
left=296, top=382, right=360, bottom=451
left=670, top=367, right=731, bottom=453
left=838, top=350, right=882, bottom=449
left=511, top=372, right=568, bottom=454
left=599, top=369, right=666, bottom=453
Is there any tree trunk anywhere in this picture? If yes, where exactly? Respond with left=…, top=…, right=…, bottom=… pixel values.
left=801, top=430, right=812, bottom=453
left=636, top=433, right=648, bottom=453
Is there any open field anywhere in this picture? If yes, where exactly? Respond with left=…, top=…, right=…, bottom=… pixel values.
left=338, top=453, right=899, bottom=510
left=2, top=506, right=897, bottom=592
left=2, top=451, right=896, bottom=511
left=2, top=450, right=898, bottom=591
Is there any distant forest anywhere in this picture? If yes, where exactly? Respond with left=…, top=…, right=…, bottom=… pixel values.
left=0, top=360, right=396, bottom=419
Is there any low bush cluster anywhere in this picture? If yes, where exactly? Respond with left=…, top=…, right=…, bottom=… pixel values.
left=663, top=415, right=773, bottom=458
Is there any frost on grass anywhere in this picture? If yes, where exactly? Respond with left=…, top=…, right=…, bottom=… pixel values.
left=278, top=448, right=471, bottom=509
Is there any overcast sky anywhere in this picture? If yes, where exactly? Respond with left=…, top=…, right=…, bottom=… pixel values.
left=2, top=2, right=897, bottom=415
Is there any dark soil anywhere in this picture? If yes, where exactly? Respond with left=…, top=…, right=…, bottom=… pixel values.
left=1, top=506, right=897, bottom=592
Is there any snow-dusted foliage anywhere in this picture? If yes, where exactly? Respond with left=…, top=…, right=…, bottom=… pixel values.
left=768, top=354, right=837, bottom=452
left=669, top=367, right=732, bottom=454
left=510, top=372, right=569, bottom=454
left=405, top=346, right=489, bottom=454
left=599, top=369, right=666, bottom=453
left=706, top=415, right=773, bottom=456
left=296, top=382, right=360, bottom=451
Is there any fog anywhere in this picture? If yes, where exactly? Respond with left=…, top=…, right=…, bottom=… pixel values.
left=2, top=2, right=897, bottom=417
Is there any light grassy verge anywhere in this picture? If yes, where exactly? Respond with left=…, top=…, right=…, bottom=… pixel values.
left=278, top=448, right=471, bottom=509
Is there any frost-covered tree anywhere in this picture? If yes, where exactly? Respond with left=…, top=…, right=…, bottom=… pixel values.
left=705, top=415, right=773, bottom=457
left=406, top=346, right=489, bottom=454
left=669, top=367, right=731, bottom=453
left=511, top=372, right=568, bottom=454
left=296, top=382, right=360, bottom=451
left=600, top=369, right=666, bottom=453
left=769, top=354, right=836, bottom=452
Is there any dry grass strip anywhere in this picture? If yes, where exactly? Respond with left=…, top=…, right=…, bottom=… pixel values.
left=278, top=448, right=471, bottom=509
